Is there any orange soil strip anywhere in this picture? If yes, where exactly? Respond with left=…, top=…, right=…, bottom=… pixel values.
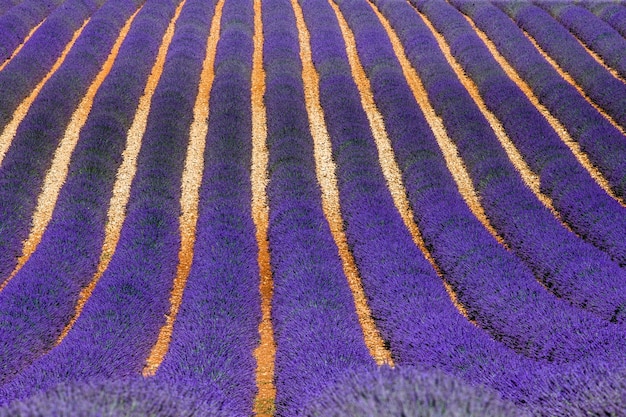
left=291, top=0, right=394, bottom=367
left=419, top=10, right=571, bottom=230
left=251, top=0, right=276, bottom=414
left=330, top=0, right=474, bottom=324
left=0, top=19, right=45, bottom=72
left=463, top=14, right=626, bottom=208
left=143, top=0, right=223, bottom=376
left=58, top=1, right=190, bottom=347
left=0, top=10, right=139, bottom=294
left=0, top=19, right=89, bottom=168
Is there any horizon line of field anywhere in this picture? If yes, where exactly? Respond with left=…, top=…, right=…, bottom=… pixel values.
left=3, top=2, right=624, bottom=406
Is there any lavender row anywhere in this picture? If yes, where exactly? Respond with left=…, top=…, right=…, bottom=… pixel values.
left=0, top=0, right=212, bottom=403
left=153, top=0, right=260, bottom=415
left=0, top=0, right=108, bottom=130
left=583, top=1, right=626, bottom=39
left=0, top=0, right=65, bottom=63
left=535, top=1, right=626, bottom=80
left=334, top=0, right=626, bottom=365
left=494, top=1, right=626, bottom=132
left=262, top=0, right=376, bottom=413
left=407, top=0, right=626, bottom=323
left=447, top=0, right=626, bottom=267
left=0, top=0, right=165, bottom=390
left=0, top=0, right=136, bottom=284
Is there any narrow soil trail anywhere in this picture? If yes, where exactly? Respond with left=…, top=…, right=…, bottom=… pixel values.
left=251, top=0, right=277, bottom=413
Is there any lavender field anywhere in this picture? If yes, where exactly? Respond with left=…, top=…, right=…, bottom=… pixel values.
left=1, top=0, right=626, bottom=415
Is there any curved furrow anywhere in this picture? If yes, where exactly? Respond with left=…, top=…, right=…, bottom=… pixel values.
left=407, top=0, right=626, bottom=323
left=0, top=0, right=144, bottom=387
left=494, top=2, right=626, bottom=132
left=0, top=0, right=138, bottom=286
left=250, top=0, right=276, bottom=412
left=0, top=0, right=66, bottom=64
left=534, top=1, right=626, bottom=83
left=332, top=0, right=626, bottom=365
left=0, top=18, right=88, bottom=169
left=0, top=18, right=44, bottom=72
left=142, top=0, right=224, bottom=379
left=584, top=1, right=626, bottom=40
left=291, top=0, right=393, bottom=368
left=0, top=0, right=213, bottom=402
left=0, top=6, right=136, bottom=293
left=152, top=0, right=260, bottom=415
left=446, top=1, right=626, bottom=268
left=0, top=0, right=104, bottom=133
left=262, top=0, right=376, bottom=414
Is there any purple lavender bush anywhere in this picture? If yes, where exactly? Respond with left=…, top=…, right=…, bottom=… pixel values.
left=583, top=1, right=626, bottom=39
left=0, top=0, right=22, bottom=17
left=303, top=366, right=532, bottom=417
left=0, top=377, right=234, bottom=417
